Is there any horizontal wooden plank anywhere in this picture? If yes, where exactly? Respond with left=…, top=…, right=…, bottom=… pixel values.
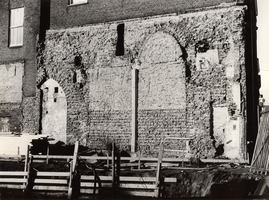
left=33, top=185, right=68, bottom=191
left=80, top=188, right=100, bottom=194
left=119, top=183, right=155, bottom=189
left=0, top=178, right=27, bottom=183
left=81, top=182, right=155, bottom=189
left=0, top=171, right=27, bottom=176
left=81, top=175, right=112, bottom=181
left=36, top=172, right=69, bottom=177
left=0, top=184, right=26, bottom=189
left=34, top=179, right=68, bottom=185
left=32, top=155, right=188, bottom=162
left=164, top=177, right=177, bottom=183
left=80, top=182, right=111, bottom=188
left=81, top=175, right=156, bottom=182
left=120, top=176, right=156, bottom=182
left=33, top=155, right=72, bottom=159
left=144, top=162, right=179, bottom=167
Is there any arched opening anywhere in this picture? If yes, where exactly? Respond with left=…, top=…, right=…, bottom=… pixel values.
left=135, top=32, right=187, bottom=155
left=40, top=79, right=67, bottom=144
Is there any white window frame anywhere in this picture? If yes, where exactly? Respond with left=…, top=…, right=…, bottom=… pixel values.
left=9, top=7, right=24, bottom=47
left=68, top=0, right=88, bottom=6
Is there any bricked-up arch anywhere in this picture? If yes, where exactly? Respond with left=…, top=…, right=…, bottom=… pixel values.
left=137, top=32, right=187, bottom=156
left=138, top=32, right=186, bottom=110
left=40, top=78, right=67, bottom=144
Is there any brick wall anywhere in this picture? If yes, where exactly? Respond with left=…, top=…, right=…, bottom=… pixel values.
left=0, top=0, right=40, bottom=134
left=0, top=0, right=40, bottom=97
left=50, top=0, right=237, bottom=29
left=40, top=5, right=248, bottom=159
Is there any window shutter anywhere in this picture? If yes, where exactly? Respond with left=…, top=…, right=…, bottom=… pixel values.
left=10, top=7, right=24, bottom=47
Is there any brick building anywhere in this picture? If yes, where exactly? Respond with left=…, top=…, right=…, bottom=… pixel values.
left=0, top=0, right=40, bottom=134
left=0, top=0, right=260, bottom=161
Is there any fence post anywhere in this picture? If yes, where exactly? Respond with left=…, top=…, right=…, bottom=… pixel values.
left=68, top=141, right=79, bottom=199
left=46, top=145, right=50, bottom=164
left=155, top=142, right=164, bottom=198
left=112, top=142, right=115, bottom=197
left=24, top=155, right=36, bottom=197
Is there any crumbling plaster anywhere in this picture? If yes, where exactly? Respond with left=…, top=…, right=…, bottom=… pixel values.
left=38, top=5, right=247, bottom=159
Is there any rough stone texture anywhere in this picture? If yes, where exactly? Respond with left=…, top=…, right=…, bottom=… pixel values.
left=40, top=5, right=248, bottom=160
left=21, top=96, right=40, bottom=134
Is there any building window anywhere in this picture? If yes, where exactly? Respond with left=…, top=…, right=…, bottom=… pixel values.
left=68, top=0, right=88, bottom=5
left=9, top=7, right=24, bottom=47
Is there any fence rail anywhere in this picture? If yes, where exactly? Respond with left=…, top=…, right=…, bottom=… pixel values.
left=0, top=141, right=177, bottom=198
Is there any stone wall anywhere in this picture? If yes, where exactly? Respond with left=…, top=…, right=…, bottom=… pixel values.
left=40, top=5, right=248, bottom=159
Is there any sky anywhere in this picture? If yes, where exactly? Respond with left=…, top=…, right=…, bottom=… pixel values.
left=257, top=0, right=269, bottom=105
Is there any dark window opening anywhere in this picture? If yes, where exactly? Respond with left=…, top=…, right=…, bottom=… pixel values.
left=40, top=0, right=51, bottom=42
left=54, top=98, right=57, bottom=102
left=54, top=87, right=58, bottom=93
left=116, top=24, right=124, bottom=56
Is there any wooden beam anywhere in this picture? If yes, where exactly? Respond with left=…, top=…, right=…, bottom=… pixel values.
left=131, top=68, right=138, bottom=152
left=155, top=142, right=164, bottom=198
left=67, top=141, right=79, bottom=199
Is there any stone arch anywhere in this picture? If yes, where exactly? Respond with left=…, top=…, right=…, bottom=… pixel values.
left=139, top=32, right=183, bottom=64
left=40, top=78, right=67, bottom=144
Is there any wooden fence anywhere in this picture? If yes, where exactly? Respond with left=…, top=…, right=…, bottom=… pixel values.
left=250, top=106, right=269, bottom=174
left=0, top=141, right=178, bottom=198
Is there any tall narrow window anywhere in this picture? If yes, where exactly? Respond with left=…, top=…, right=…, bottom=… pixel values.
left=68, top=0, right=88, bottom=5
left=10, top=7, right=24, bottom=47
left=116, top=24, right=124, bottom=56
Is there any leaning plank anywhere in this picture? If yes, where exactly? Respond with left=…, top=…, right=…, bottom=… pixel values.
left=67, top=141, right=79, bottom=199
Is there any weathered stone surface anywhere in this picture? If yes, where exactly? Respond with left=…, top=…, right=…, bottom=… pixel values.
left=38, top=6, right=248, bottom=159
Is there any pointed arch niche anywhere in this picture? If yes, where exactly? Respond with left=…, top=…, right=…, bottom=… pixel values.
left=40, top=79, right=67, bottom=144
